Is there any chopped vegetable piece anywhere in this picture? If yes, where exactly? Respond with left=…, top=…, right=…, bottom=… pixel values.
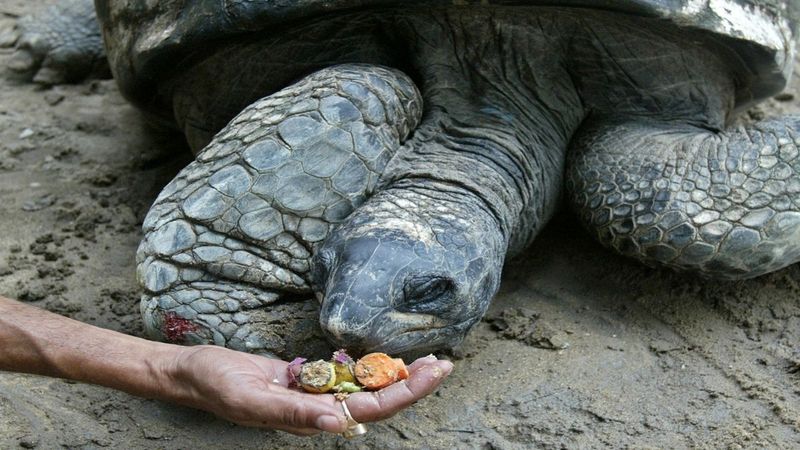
left=332, top=349, right=354, bottom=364
left=333, top=361, right=356, bottom=385
left=333, top=381, right=362, bottom=393
left=287, top=356, right=307, bottom=387
left=292, top=351, right=410, bottom=394
left=394, top=358, right=409, bottom=380
left=354, top=352, right=406, bottom=390
left=289, top=357, right=308, bottom=366
left=299, top=360, right=336, bottom=393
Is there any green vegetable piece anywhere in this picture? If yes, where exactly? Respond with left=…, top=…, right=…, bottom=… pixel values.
left=334, top=381, right=362, bottom=393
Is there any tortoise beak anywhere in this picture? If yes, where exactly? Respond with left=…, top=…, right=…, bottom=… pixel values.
left=315, top=234, right=434, bottom=353
left=318, top=291, right=388, bottom=353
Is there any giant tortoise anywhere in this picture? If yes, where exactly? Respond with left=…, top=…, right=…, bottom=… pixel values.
left=6, top=0, right=800, bottom=357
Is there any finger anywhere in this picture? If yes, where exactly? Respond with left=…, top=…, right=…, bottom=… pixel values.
left=407, top=354, right=440, bottom=373
left=277, top=426, right=322, bottom=436
left=241, top=390, right=348, bottom=433
left=345, top=359, right=453, bottom=422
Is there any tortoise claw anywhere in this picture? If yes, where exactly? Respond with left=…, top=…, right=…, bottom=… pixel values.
left=32, top=62, right=67, bottom=86
left=0, top=23, right=19, bottom=48
left=7, top=48, right=35, bottom=73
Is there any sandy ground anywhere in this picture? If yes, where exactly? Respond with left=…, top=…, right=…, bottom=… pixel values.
left=1, top=1, right=799, bottom=448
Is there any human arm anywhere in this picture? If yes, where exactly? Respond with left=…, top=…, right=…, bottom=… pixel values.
left=0, top=295, right=453, bottom=435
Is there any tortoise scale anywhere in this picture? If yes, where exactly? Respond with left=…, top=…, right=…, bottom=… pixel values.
left=7, top=0, right=800, bottom=357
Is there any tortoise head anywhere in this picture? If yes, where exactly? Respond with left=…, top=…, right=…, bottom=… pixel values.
left=312, top=181, right=506, bottom=356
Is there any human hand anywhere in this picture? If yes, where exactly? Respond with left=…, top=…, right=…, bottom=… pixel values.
left=161, top=345, right=453, bottom=435
left=0, top=296, right=452, bottom=436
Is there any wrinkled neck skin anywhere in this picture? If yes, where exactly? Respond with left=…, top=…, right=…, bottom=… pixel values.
left=315, top=11, right=586, bottom=354
left=386, top=11, right=586, bottom=254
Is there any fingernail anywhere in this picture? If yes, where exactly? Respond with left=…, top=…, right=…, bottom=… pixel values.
left=438, top=360, right=454, bottom=376
left=316, top=415, right=346, bottom=433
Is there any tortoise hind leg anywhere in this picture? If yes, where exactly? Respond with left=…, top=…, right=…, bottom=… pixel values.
left=3, top=0, right=107, bottom=84
left=567, top=115, right=800, bottom=279
left=137, top=64, right=422, bottom=357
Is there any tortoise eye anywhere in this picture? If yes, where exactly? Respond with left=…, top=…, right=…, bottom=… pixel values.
left=317, top=248, right=336, bottom=268
left=400, top=276, right=456, bottom=314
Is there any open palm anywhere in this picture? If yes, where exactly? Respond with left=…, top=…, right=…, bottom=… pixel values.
left=168, top=346, right=453, bottom=435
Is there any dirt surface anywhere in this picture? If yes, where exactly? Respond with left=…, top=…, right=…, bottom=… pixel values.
left=1, top=1, right=799, bottom=448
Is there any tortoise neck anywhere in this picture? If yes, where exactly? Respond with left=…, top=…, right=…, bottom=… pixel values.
left=381, top=11, right=587, bottom=255
left=381, top=108, right=579, bottom=257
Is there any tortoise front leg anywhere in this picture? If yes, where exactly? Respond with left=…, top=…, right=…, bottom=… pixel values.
left=567, top=115, right=800, bottom=279
left=136, top=64, right=422, bottom=357
left=3, top=0, right=107, bottom=84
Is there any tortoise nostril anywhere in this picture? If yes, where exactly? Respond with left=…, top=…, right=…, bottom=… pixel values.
left=320, top=314, right=372, bottom=350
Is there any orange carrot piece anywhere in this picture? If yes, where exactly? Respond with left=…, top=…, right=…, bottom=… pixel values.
left=354, top=352, right=400, bottom=390
left=394, top=358, right=409, bottom=380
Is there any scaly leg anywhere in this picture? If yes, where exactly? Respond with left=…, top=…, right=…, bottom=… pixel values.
left=137, top=64, right=421, bottom=357
left=568, top=115, right=800, bottom=279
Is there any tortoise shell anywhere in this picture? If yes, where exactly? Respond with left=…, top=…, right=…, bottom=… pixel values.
left=95, top=0, right=797, bottom=130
